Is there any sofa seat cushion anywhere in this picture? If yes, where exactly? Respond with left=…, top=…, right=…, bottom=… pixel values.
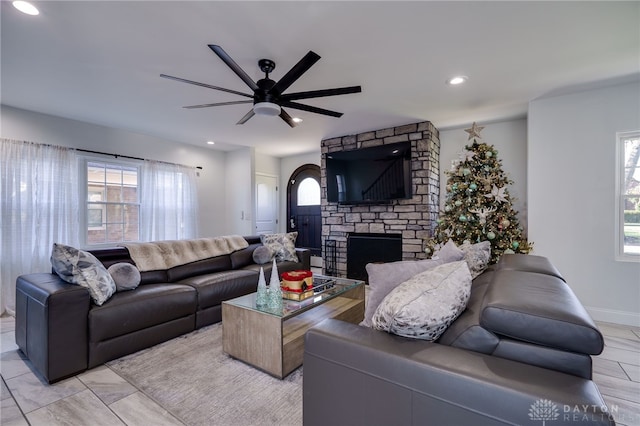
left=178, top=270, right=258, bottom=309
left=89, top=284, right=197, bottom=342
left=480, top=270, right=604, bottom=355
left=437, top=270, right=499, bottom=353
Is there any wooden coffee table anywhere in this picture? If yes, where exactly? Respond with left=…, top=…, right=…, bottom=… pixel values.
left=222, top=275, right=364, bottom=378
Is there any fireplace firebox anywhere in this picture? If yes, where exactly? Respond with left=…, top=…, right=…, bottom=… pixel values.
left=347, top=233, right=402, bottom=282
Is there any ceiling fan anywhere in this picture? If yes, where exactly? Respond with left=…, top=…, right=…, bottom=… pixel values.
left=160, top=45, right=362, bottom=128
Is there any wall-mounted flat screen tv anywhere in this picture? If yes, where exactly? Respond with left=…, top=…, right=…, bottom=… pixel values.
left=325, top=141, right=412, bottom=204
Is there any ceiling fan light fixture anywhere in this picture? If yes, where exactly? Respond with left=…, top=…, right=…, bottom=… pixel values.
left=253, top=102, right=281, bottom=116
left=13, top=1, right=39, bottom=15
left=447, top=75, right=468, bottom=86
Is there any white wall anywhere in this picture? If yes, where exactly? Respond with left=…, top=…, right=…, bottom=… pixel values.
left=224, top=147, right=254, bottom=235
left=529, top=79, right=640, bottom=326
left=1, top=105, right=228, bottom=237
left=279, top=151, right=321, bottom=233
left=439, top=118, right=529, bottom=231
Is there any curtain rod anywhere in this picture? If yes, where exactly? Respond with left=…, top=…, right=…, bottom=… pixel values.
left=76, top=148, right=203, bottom=170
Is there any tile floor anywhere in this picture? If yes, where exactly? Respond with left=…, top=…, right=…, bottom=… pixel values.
left=1, top=314, right=639, bottom=425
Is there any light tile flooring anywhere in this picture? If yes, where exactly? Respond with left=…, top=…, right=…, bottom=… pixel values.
left=1, top=314, right=639, bottom=426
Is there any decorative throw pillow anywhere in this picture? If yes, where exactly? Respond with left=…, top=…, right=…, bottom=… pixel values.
left=107, top=262, right=141, bottom=291
left=372, top=260, right=472, bottom=340
left=361, top=258, right=443, bottom=327
left=432, top=239, right=465, bottom=263
left=260, top=232, right=298, bottom=262
left=460, top=240, right=491, bottom=279
left=252, top=245, right=274, bottom=265
left=50, top=243, right=116, bottom=306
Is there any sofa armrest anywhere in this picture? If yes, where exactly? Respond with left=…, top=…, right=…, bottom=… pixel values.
left=295, top=248, right=311, bottom=270
left=16, top=273, right=91, bottom=383
left=304, top=319, right=613, bottom=426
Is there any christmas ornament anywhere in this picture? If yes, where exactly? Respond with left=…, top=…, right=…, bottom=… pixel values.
left=469, top=183, right=477, bottom=190
left=501, top=219, right=511, bottom=228
left=460, top=150, right=476, bottom=162
left=445, top=205, right=452, bottom=212
left=455, top=200, right=462, bottom=207
left=485, top=151, right=493, bottom=158
left=512, top=241, right=520, bottom=249
left=459, top=215, right=467, bottom=222
left=464, top=122, right=485, bottom=140
left=487, top=231, right=496, bottom=240
left=484, top=185, right=508, bottom=203
left=463, top=168, right=471, bottom=176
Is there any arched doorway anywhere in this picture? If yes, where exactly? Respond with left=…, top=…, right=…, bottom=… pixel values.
left=287, top=164, right=321, bottom=257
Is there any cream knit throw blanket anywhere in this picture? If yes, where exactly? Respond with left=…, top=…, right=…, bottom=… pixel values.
left=121, top=235, right=249, bottom=272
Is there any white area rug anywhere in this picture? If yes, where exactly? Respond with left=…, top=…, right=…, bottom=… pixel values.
left=107, top=323, right=302, bottom=426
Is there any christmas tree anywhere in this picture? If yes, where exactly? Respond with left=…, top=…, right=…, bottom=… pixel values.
left=425, top=123, right=532, bottom=263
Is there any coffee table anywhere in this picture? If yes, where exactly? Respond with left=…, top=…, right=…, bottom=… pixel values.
left=222, top=275, right=365, bottom=378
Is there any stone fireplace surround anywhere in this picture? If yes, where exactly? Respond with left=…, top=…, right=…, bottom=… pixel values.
left=321, top=121, right=440, bottom=278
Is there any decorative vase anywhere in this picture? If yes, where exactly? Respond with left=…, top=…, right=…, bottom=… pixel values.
left=256, top=267, right=268, bottom=308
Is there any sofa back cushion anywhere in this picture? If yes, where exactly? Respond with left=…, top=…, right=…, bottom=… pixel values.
left=167, top=255, right=233, bottom=282
left=230, top=244, right=260, bottom=270
left=480, top=270, right=604, bottom=355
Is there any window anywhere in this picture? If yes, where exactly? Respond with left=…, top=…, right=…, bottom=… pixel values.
left=297, top=177, right=321, bottom=206
left=616, top=131, right=640, bottom=260
left=86, top=160, right=140, bottom=245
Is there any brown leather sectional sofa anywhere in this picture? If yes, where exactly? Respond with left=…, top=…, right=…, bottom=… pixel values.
left=15, top=236, right=310, bottom=383
left=304, top=254, right=615, bottom=425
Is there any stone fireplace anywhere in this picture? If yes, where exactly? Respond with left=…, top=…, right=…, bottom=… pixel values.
left=321, top=121, right=440, bottom=279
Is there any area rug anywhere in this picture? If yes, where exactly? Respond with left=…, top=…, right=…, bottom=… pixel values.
left=107, top=323, right=302, bottom=426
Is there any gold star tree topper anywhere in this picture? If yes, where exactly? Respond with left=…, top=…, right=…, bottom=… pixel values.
left=464, top=122, right=485, bottom=140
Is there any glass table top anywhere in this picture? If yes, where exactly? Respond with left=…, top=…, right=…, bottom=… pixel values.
left=224, top=275, right=364, bottom=319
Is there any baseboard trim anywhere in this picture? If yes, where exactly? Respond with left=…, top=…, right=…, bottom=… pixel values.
left=586, top=306, right=640, bottom=327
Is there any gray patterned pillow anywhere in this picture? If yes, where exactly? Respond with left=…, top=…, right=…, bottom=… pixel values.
left=372, top=260, right=472, bottom=340
left=432, top=239, right=464, bottom=263
left=260, top=232, right=298, bottom=262
left=460, top=241, right=491, bottom=278
left=50, top=243, right=116, bottom=306
left=107, top=262, right=141, bottom=291
left=361, top=258, right=443, bottom=327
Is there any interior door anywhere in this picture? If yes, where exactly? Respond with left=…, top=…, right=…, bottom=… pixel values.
left=255, top=174, right=278, bottom=235
left=287, top=164, right=321, bottom=256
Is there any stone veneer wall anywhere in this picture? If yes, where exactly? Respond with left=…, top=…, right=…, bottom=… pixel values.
left=321, top=121, right=440, bottom=277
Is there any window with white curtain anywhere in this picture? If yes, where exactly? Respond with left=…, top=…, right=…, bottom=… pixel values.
left=616, top=131, right=640, bottom=261
left=84, top=160, right=140, bottom=245
left=1, top=139, right=200, bottom=315
left=1, top=139, right=80, bottom=315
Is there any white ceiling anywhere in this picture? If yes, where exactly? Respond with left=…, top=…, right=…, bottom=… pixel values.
left=2, top=1, right=638, bottom=157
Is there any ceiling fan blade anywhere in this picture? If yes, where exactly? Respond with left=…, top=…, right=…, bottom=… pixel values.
left=208, top=45, right=259, bottom=92
left=160, top=74, right=253, bottom=98
left=280, top=86, right=362, bottom=101
left=271, top=51, right=321, bottom=95
left=237, top=109, right=255, bottom=125
left=183, top=100, right=253, bottom=109
left=280, top=101, right=343, bottom=118
left=279, top=109, right=298, bottom=128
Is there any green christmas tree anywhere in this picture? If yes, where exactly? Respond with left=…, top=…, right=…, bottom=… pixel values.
left=426, top=123, right=532, bottom=263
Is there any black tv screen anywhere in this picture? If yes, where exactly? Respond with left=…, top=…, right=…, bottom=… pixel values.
left=325, top=141, right=412, bottom=204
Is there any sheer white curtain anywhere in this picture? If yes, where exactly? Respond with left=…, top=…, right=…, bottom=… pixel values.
left=0, top=139, right=80, bottom=315
left=140, top=160, right=198, bottom=241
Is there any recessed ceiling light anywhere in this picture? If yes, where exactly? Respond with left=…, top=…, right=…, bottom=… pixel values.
left=446, top=75, right=468, bottom=86
left=13, top=1, right=39, bottom=15
left=292, top=117, right=303, bottom=123
left=206, top=141, right=215, bottom=145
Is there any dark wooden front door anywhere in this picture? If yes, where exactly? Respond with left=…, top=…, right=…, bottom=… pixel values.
left=287, top=164, right=321, bottom=256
